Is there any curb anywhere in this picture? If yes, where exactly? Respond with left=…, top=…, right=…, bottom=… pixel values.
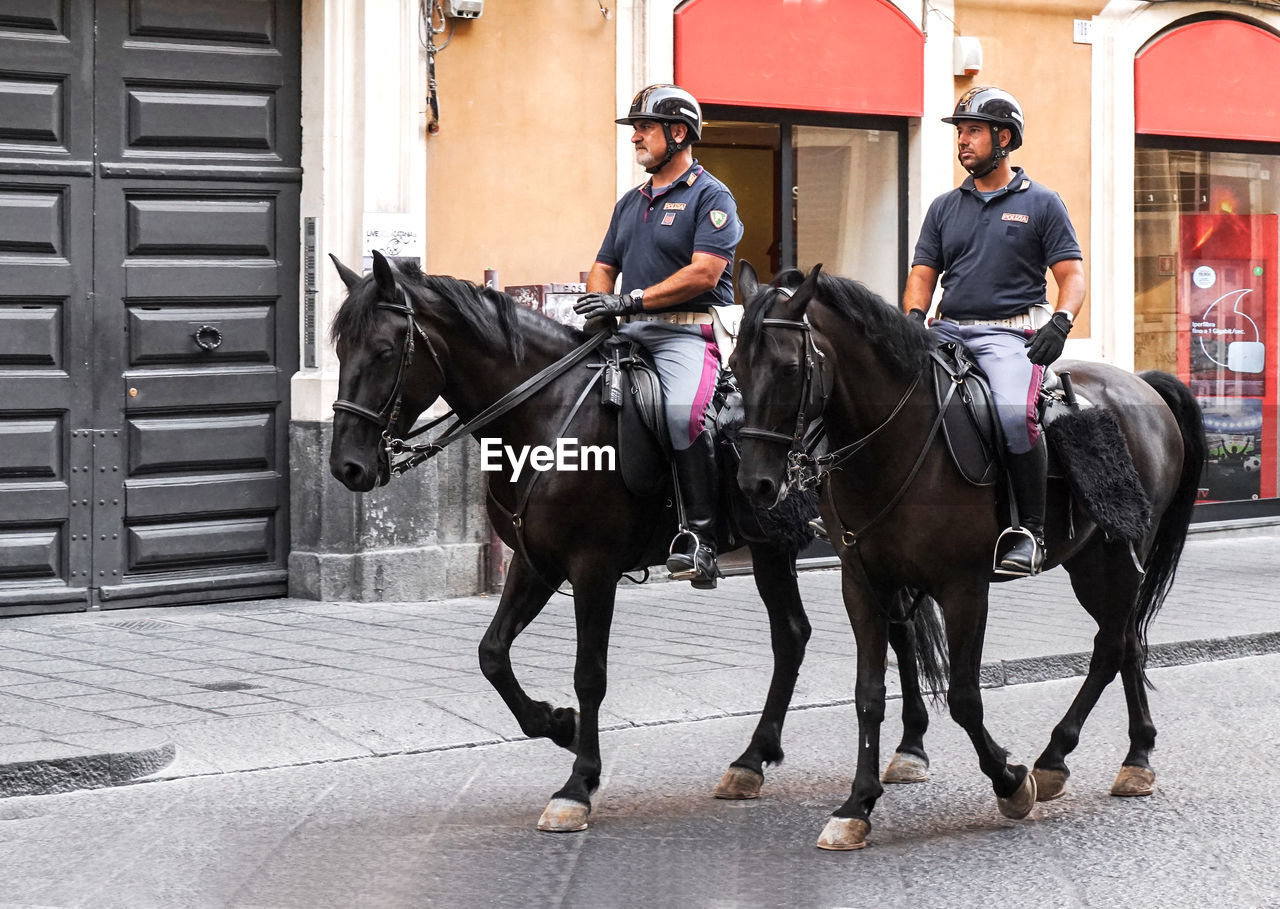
left=0, top=733, right=176, bottom=799
left=0, top=632, right=1276, bottom=798
left=979, top=630, right=1280, bottom=689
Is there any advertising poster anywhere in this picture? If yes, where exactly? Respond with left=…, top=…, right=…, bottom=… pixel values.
left=1178, top=213, right=1278, bottom=501
left=1198, top=397, right=1264, bottom=501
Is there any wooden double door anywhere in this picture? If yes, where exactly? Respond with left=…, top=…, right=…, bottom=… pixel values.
left=0, top=0, right=301, bottom=613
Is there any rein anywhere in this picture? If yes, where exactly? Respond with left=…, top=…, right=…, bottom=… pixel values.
left=332, top=291, right=609, bottom=477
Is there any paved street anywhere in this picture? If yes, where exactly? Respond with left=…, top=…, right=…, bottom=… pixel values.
left=0, top=654, right=1277, bottom=908
left=0, top=528, right=1277, bottom=795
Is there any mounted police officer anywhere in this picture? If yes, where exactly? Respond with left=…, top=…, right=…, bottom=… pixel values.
left=904, top=86, right=1085, bottom=577
left=575, top=84, right=743, bottom=588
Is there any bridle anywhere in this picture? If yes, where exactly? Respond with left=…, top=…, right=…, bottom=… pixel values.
left=330, top=286, right=457, bottom=478
left=332, top=287, right=443, bottom=433
left=737, top=284, right=952, bottom=549
left=735, top=287, right=830, bottom=491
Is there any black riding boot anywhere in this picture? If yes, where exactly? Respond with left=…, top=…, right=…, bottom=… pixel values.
left=996, top=436, right=1047, bottom=577
left=666, top=432, right=720, bottom=589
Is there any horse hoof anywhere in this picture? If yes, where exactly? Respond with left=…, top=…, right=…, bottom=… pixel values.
left=882, top=752, right=930, bottom=784
left=714, top=766, right=764, bottom=800
left=997, top=770, right=1038, bottom=819
left=816, top=816, right=870, bottom=851
left=536, top=798, right=590, bottom=832
left=1031, top=768, right=1069, bottom=801
left=1110, top=765, right=1156, bottom=797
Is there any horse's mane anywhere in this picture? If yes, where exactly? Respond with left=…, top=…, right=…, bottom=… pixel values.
left=330, top=260, right=585, bottom=363
left=740, top=268, right=931, bottom=379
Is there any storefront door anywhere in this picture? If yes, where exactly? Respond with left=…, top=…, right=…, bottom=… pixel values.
left=699, top=115, right=907, bottom=303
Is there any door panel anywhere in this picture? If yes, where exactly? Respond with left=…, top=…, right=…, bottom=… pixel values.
left=92, top=0, right=298, bottom=608
left=0, top=2, right=94, bottom=612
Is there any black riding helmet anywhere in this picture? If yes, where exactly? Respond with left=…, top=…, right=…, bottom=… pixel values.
left=617, top=84, right=703, bottom=174
left=943, top=86, right=1024, bottom=178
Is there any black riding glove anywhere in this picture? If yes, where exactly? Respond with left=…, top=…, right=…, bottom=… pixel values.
left=574, top=292, right=641, bottom=319
left=907, top=308, right=927, bottom=324
left=1025, top=311, right=1073, bottom=366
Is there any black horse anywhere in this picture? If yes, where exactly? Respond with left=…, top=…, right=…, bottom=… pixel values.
left=730, top=262, right=1206, bottom=850
left=327, top=251, right=949, bottom=832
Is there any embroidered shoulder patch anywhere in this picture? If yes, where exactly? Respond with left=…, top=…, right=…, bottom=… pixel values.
left=1002, top=213, right=1029, bottom=223
left=709, top=210, right=729, bottom=229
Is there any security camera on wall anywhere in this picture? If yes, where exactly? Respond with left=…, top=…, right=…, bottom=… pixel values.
left=443, top=0, right=483, bottom=17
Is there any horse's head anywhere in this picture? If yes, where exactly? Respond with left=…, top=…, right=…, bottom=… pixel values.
left=328, top=250, right=446, bottom=491
left=730, top=261, right=826, bottom=509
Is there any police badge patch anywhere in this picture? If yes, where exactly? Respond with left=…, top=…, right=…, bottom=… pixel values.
left=709, top=210, right=728, bottom=229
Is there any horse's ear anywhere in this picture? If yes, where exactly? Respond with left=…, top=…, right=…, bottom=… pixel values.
left=791, top=263, right=823, bottom=309
left=737, top=259, right=760, bottom=304
left=371, top=249, right=397, bottom=299
left=329, top=253, right=362, bottom=290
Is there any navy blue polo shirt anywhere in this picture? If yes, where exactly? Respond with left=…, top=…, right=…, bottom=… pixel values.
left=912, top=167, right=1082, bottom=321
left=595, top=160, right=744, bottom=311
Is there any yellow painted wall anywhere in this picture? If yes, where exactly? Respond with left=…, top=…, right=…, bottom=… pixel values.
left=423, top=4, right=616, bottom=287
left=952, top=0, right=1104, bottom=334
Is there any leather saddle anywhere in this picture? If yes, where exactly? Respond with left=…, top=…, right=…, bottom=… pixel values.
left=930, top=341, right=1078, bottom=487
left=600, top=337, right=670, bottom=497
left=598, top=336, right=752, bottom=551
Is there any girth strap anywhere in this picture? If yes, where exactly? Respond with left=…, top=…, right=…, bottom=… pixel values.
left=492, top=360, right=609, bottom=598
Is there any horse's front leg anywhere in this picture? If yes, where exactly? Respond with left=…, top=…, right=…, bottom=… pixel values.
left=537, top=566, right=618, bottom=833
left=817, top=564, right=890, bottom=851
left=716, top=540, right=812, bottom=800
left=477, top=556, right=578, bottom=750
left=939, top=583, right=1037, bottom=820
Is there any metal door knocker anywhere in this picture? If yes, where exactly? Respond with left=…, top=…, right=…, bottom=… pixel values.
left=194, top=325, right=223, bottom=351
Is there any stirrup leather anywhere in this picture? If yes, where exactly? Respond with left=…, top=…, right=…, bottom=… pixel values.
left=993, top=526, right=1044, bottom=577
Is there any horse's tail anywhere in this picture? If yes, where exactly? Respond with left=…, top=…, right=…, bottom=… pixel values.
left=1134, top=370, right=1206, bottom=674
left=892, top=589, right=949, bottom=702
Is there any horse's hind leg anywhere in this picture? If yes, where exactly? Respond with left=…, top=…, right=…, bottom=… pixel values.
left=938, top=584, right=1037, bottom=820
left=716, top=541, right=812, bottom=800
left=538, top=567, right=618, bottom=833
left=1112, top=624, right=1158, bottom=797
left=477, top=557, right=578, bottom=751
left=882, top=616, right=931, bottom=785
left=1032, top=542, right=1141, bottom=801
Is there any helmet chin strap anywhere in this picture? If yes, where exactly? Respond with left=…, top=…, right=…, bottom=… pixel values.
left=963, top=124, right=1009, bottom=179
left=645, top=122, right=687, bottom=175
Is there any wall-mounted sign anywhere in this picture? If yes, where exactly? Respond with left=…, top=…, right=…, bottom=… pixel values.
left=362, top=213, right=423, bottom=270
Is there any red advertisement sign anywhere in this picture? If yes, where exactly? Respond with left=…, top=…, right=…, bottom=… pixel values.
left=1177, top=214, right=1278, bottom=501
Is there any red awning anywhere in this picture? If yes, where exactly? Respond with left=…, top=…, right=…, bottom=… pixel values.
left=1136, top=18, right=1280, bottom=143
left=674, top=0, right=924, bottom=118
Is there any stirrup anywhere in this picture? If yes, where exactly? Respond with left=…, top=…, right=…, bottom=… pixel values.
left=809, top=516, right=828, bottom=541
left=666, top=529, right=719, bottom=584
left=993, top=527, right=1044, bottom=578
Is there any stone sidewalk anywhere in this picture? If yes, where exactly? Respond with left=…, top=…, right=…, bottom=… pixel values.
left=0, top=525, right=1276, bottom=797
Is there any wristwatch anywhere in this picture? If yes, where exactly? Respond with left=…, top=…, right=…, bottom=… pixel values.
left=628, top=287, right=645, bottom=312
